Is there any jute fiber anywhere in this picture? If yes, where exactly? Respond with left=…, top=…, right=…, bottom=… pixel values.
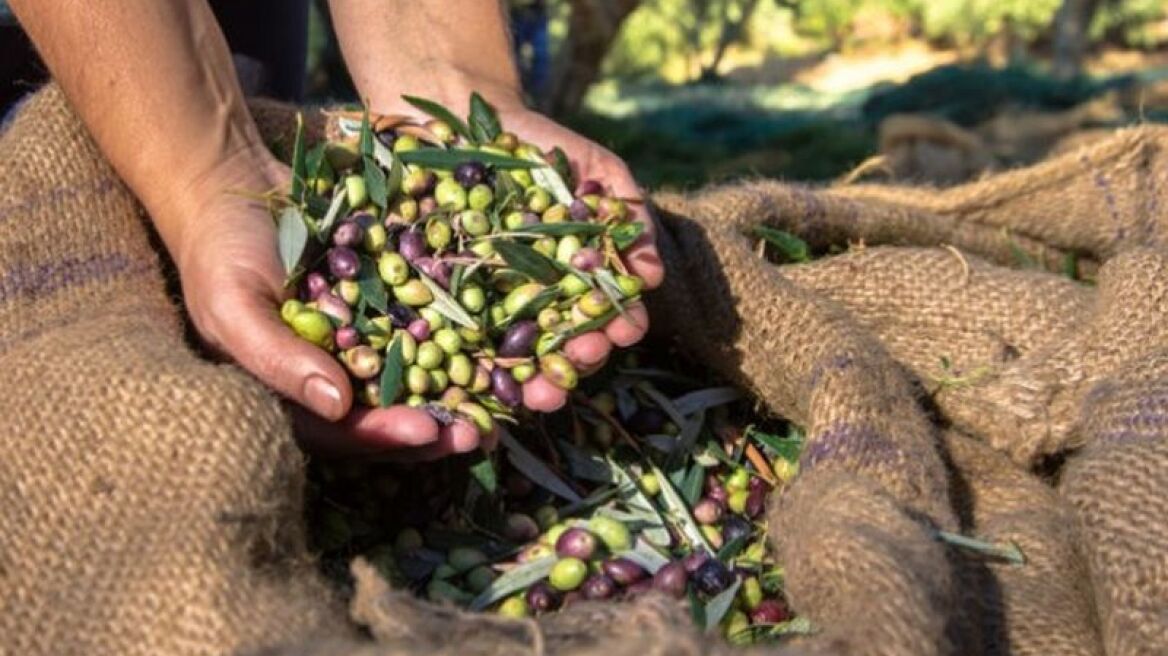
left=3, top=82, right=1165, bottom=655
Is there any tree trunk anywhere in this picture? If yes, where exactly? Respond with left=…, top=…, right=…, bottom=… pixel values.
left=545, top=0, right=641, bottom=117
left=701, top=0, right=763, bottom=81
left=1051, top=0, right=1102, bottom=79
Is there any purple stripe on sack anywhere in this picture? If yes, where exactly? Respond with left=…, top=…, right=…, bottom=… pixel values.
left=1081, top=152, right=1124, bottom=240
left=0, top=179, right=118, bottom=225
left=0, top=252, right=153, bottom=303
left=801, top=423, right=907, bottom=470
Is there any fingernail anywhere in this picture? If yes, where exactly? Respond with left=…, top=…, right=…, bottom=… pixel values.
left=305, top=375, right=343, bottom=419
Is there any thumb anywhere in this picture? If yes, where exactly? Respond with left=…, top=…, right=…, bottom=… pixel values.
left=216, top=291, right=353, bottom=421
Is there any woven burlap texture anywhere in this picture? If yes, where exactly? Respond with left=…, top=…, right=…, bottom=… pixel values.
left=3, top=83, right=1164, bottom=655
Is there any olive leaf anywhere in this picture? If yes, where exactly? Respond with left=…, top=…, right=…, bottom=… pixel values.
left=468, top=92, right=502, bottom=144
left=363, top=155, right=389, bottom=209
left=649, top=462, right=713, bottom=552
left=415, top=272, right=479, bottom=330
left=402, top=95, right=473, bottom=141
left=493, top=240, right=562, bottom=285
left=290, top=113, right=307, bottom=201
left=745, top=425, right=804, bottom=463
left=379, top=334, right=405, bottom=407
left=468, top=556, right=555, bottom=611
left=397, top=148, right=539, bottom=170
left=359, top=108, right=374, bottom=157
left=614, top=537, right=671, bottom=574
left=609, top=221, right=646, bottom=251
left=305, top=142, right=328, bottom=180
left=277, top=206, right=310, bottom=276
left=551, top=146, right=575, bottom=190
left=609, top=458, right=671, bottom=547
left=385, top=156, right=404, bottom=206
left=449, top=263, right=465, bottom=298
left=357, top=256, right=389, bottom=313
left=469, top=452, right=498, bottom=496
left=667, top=409, right=706, bottom=471
left=716, top=534, right=750, bottom=562
left=753, top=226, right=811, bottom=263
left=680, top=462, right=705, bottom=506
left=502, top=222, right=606, bottom=238
left=315, top=186, right=348, bottom=244
left=672, top=387, right=742, bottom=416
left=492, top=170, right=524, bottom=204
left=557, top=438, right=616, bottom=483
left=498, top=427, right=582, bottom=503
left=703, top=579, right=743, bottom=632
left=536, top=306, right=622, bottom=355
left=524, top=152, right=574, bottom=205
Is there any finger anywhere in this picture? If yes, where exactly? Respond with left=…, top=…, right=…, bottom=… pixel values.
left=216, top=292, right=353, bottom=421
left=563, top=331, right=611, bottom=370
left=604, top=303, right=650, bottom=348
left=523, top=374, right=568, bottom=412
left=290, top=404, right=441, bottom=457
left=605, top=168, right=664, bottom=290
left=375, top=419, right=484, bottom=463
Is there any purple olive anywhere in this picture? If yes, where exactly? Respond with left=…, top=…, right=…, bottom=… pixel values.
left=652, top=561, right=688, bottom=599
left=745, top=488, right=767, bottom=519
left=707, top=484, right=729, bottom=507
left=316, top=292, right=353, bottom=325
left=375, top=130, right=396, bottom=148
left=335, top=326, right=361, bottom=351
left=569, top=247, right=604, bottom=272
left=454, top=161, right=487, bottom=188
left=569, top=199, right=592, bottom=221
left=386, top=303, right=419, bottom=328
left=414, top=256, right=452, bottom=289
left=328, top=246, right=361, bottom=280
left=491, top=367, right=524, bottom=408
left=418, top=196, right=438, bottom=217
left=601, top=558, right=647, bottom=586
left=554, top=527, right=598, bottom=560
left=333, top=220, right=365, bottom=248
left=683, top=551, right=711, bottom=574
left=398, top=229, right=427, bottom=262
left=625, top=407, right=667, bottom=435
left=576, top=179, right=604, bottom=196
left=750, top=599, right=791, bottom=625
left=525, top=581, right=562, bottom=614
left=407, top=319, right=431, bottom=342
left=521, top=211, right=541, bottom=225
left=693, top=559, right=735, bottom=596
left=748, top=476, right=770, bottom=494
left=693, top=498, right=723, bottom=525
left=303, top=272, right=331, bottom=301
left=498, top=321, right=539, bottom=358
left=505, top=472, right=534, bottom=498
left=582, top=574, right=617, bottom=600
left=624, top=579, right=654, bottom=598
left=721, top=515, right=752, bottom=546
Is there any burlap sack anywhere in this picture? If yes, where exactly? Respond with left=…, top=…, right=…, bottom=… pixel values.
left=3, top=82, right=1164, bottom=656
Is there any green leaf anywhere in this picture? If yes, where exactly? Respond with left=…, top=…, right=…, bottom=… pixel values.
left=290, top=114, right=307, bottom=201
left=608, top=458, right=671, bottom=547
left=363, top=155, right=388, bottom=209
left=716, top=534, right=749, bottom=562
left=689, top=588, right=706, bottom=629
left=469, top=452, right=498, bottom=496
left=468, top=556, right=555, bottom=611
left=525, top=152, right=574, bottom=205
left=498, top=428, right=581, bottom=503
left=551, top=146, right=575, bottom=190
left=610, top=221, right=646, bottom=251
left=277, top=206, right=309, bottom=276
left=315, top=186, right=348, bottom=243
left=397, top=148, right=540, bottom=171
left=557, top=439, right=617, bottom=483
left=503, top=222, right=606, bottom=238
left=416, top=273, right=479, bottom=330
left=754, top=226, right=811, bottom=263
left=379, top=334, right=405, bottom=407
left=385, top=156, right=404, bottom=207
left=649, top=462, right=712, bottom=552
left=746, top=425, right=804, bottom=463
left=449, top=264, right=465, bottom=298
left=402, top=95, right=473, bottom=141
left=305, top=143, right=328, bottom=180
left=468, top=92, right=502, bottom=144
left=492, top=170, right=524, bottom=203
left=672, top=387, right=742, bottom=416
left=594, top=268, right=634, bottom=323
left=357, top=256, right=388, bottom=313
left=359, top=108, right=374, bottom=157
left=703, top=579, right=743, bottom=632
left=493, top=240, right=562, bottom=284
left=680, top=463, right=705, bottom=506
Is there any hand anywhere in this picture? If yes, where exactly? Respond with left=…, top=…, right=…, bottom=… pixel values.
left=492, top=106, right=665, bottom=413
left=172, top=147, right=489, bottom=461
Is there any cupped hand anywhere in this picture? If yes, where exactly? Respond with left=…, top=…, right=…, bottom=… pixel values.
left=494, top=108, right=665, bottom=413
left=171, top=147, right=486, bottom=460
